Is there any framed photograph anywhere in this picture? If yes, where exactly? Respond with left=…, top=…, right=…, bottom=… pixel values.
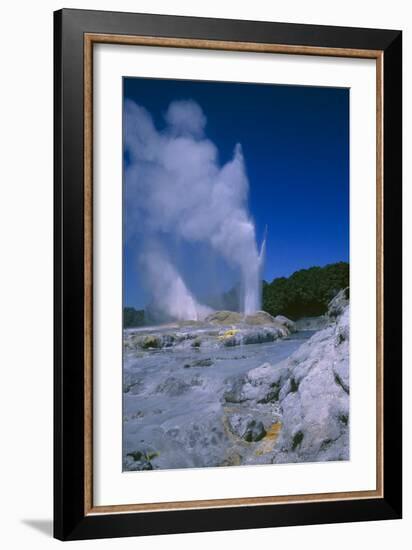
left=54, top=8, right=402, bottom=541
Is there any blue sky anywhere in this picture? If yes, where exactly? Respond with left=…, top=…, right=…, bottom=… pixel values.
left=123, top=77, right=349, bottom=309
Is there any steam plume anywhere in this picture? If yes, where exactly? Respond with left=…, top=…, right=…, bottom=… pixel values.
left=125, top=98, right=263, bottom=320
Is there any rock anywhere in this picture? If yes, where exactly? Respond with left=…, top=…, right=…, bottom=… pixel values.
left=223, top=362, right=287, bottom=405
left=243, top=420, right=267, bottom=442
left=275, top=303, right=350, bottom=462
left=124, top=310, right=294, bottom=353
left=334, top=306, right=349, bottom=344
left=139, top=334, right=161, bottom=349
left=204, top=310, right=293, bottom=331
left=124, top=380, right=145, bottom=395
left=131, top=333, right=176, bottom=349
left=223, top=377, right=248, bottom=403
left=218, top=328, right=241, bottom=342
left=168, top=420, right=228, bottom=468
left=257, top=382, right=280, bottom=404
left=227, top=414, right=252, bottom=437
left=220, top=326, right=287, bottom=347
left=155, top=376, right=191, bottom=396
left=184, top=358, right=213, bottom=368
left=122, top=292, right=350, bottom=469
left=123, top=373, right=146, bottom=395
left=227, top=414, right=266, bottom=442
left=222, top=301, right=350, bottom=464
left=327, top=287, right=349, bottom=319
left=245, top=311, right=276, bottom=325
left=190, top=375, right=204, bottom=387
left=126, top=330, right=197, bottom=351
left=205, top=310, right=243, bottom=325
left=274, top=315, right=296, bottom=332
left=191, top=337, right=202, bottom=348
left=124, top=449, right=158, bottom=471
left=220, top=452, right=243, bottom=467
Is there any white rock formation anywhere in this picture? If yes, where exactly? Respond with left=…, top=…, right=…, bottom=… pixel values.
left=275, top=305, right=349, bottom=462
left=224, top=293, right=350, bottom=463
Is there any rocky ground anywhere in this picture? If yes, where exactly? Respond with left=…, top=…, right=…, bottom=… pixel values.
left=123, top=289, right=349, bottom=471
left=225, top=289, right=350, bottom=464
left=124, top=310, right=295, bottom=353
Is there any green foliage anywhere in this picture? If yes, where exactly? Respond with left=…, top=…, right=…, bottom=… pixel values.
left=123, top=307, right=145, bottom=328
left=262, top=262, right=349, bottom=320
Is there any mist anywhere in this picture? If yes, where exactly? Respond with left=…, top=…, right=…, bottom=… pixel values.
left=124, top=98, right=264, bottom=321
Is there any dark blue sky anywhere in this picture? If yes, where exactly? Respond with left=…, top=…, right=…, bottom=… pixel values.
left=123, top=77, right=349, bottom=309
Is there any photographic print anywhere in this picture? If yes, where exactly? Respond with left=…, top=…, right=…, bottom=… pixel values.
left=122, top=77, right=350, bottom=472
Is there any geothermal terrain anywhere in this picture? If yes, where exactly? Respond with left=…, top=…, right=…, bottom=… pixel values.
left=123, top=289, right=349, bottom=471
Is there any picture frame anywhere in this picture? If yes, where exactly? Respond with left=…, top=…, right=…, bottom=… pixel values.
left=54, top=8, right=402, bottom=541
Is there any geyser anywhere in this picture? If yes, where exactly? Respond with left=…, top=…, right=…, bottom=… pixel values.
left=125, top=99, right=264, bottom=320
left=140, top=249, right=213, bottom=322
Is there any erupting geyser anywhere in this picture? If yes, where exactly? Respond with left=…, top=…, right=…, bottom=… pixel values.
left=125, top=99, right=265, bottom=320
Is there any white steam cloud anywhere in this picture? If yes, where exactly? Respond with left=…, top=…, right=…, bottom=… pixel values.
left=125, top=98, right=264, bottom=320
left=139, top=247, right=213, bottom=321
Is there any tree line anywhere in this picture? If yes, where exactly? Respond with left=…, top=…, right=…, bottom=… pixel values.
left=262, top=262, right=349, bottom=320
left=123, top=307, right=145, bottom=328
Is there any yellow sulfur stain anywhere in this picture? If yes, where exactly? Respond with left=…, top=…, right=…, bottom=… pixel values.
left=255, top=421, right=282, bottom=456
left=218, top=329, right=240, bottom=341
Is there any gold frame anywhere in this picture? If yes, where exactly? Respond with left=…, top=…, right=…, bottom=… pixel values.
left=83, top=33, right=384, bottom=515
